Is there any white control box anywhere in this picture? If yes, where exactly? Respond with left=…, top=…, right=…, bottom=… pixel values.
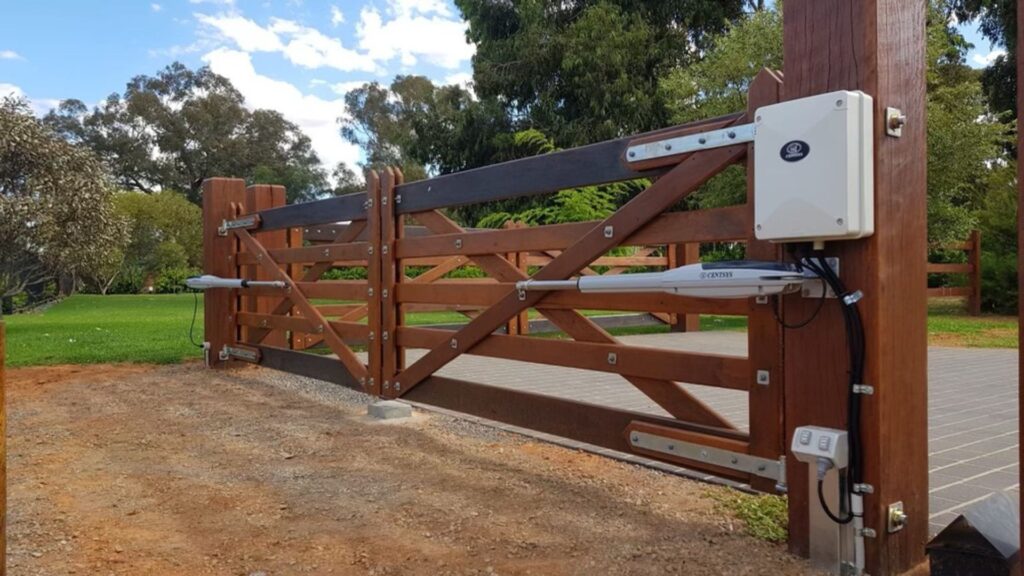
left=753, top=91, right=874, bottom=243
left=790, top=426, right=849, bottom=470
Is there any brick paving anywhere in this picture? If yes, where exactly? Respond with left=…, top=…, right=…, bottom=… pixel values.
left=404, top=331, right=1018, bottom=534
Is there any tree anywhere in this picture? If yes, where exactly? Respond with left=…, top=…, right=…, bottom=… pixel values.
left=111, top=190, right=203, bottom=290
left=0, top=97, right=125, bottom=300
left=43, top=63, right=328, bottom=203
left=455, top=0, right=746, bottom=147
left=331, top=163, right=367, bottom=196
left=948, top=0, right=1017, bottom=118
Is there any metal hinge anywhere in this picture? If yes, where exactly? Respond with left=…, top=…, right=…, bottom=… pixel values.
left=628, top=428, right=785, bottom=485
left=852, top=384, right=874, bottom=395
left=625, top=123, right=756, bottom=163
left=218, top=345, right=260, bottom=363
left=218, top=214, right=260, bottom=236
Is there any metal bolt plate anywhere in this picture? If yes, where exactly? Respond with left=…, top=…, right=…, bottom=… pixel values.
left=887, top=501, right=907, bottom=533
left=756, top=370, right=770, bottom=386
left=886, top=107, right=906, bottom=137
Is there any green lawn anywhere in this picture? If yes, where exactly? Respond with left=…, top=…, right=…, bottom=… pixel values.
left=1, top=294, right=1016, bottom=368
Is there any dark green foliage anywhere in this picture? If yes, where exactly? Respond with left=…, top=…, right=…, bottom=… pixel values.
left=456, top=0, right=746, bottom=147
left=949, top=0, right=1017, bottom=117
left=43, top=63, right=328, bottom=203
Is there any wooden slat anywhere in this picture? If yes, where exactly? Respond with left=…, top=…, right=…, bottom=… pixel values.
left=237, top=311, right=314, bottom=334
left=237, top=242, right=370, bottom=265
left=394, top=113, right=744, bottom=214
left=294, top=281, right=367, bottom=300
left=252, top=192, right=367, bottom=231
left=926, top=286, right=970, bottom=297
left=396, top=283, right=749, bottom=315
left=395, top=205, right=751, bottom=260
left=328, top=321, right=370, bottom=339
left=398, top=327, right=748, bottom=390
left=926, top=263, right=972, bottom=274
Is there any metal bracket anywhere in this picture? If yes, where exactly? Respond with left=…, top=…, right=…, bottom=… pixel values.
left=800, top=257, right=840, bottom=299
left=628, top=429, right=785, bottom=484
left=886, top=107, right=906, bottom=137
left=218, top=345, right=261, bottom=363
left=756, top=370, right=770, bottom=386
left=218, top=214, right=260, bottom=236
left=887, top=501, right=907, bottom=533
left=852, top=384, right=874, bottom=395
left=625, top=123, right=756, bottom=163
left=853, top=482, right=874, bottom=495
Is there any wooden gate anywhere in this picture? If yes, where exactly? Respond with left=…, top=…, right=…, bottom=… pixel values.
left=203, top=69, right=786, bottom=491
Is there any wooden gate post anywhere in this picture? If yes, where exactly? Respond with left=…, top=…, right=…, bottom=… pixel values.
left=968, top=229, right=982, bottom=316
left=202, top=178, right=247, bottom=368
left=782, top=2, right=929, bottom=574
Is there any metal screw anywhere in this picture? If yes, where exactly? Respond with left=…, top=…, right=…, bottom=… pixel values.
left=755, top=115, right=762, bottom=122
left=322, top=248, right=331, bottom=257
left=664, top=144, right=672, bottom=151
left=450, top=339, right=458, bottom=349
left=728, top=131, right=736, bottom=139
left=836, top=218, right=845, bottom=226
left=731, top=457, right=739, bottom=464
left=756, top=370, right=770, bottom=386
left=382, top=245, right=389, bottom=255
left=518, top=289, right=526, bottom=301
left=316, top=324, right=324, bottom=333
left=395, top=194, right=402, bottom=204
left=394, top=382, right=401, bottom=392
left=368, top=287, right=374, bottom=297
left=383, top=381, right=390, bottom=391
left=369, top=331, right=375, bottom=341
left=603, top=226, right=614, bottom=239
left=667, top=444, right=675, bottom=451
left=700, top=450, right=709, bottom=459
left=756, top=224, right=762, bottom=231
left=835, top=99, right=844, bottom=107
left=630, top=434, right=639, bottom=443
left=454, top=239, right=463, bottom=249
left=628, top=150, right=636, bottom=158
left=698, top=137, right=707, bottom=145
left=367, top=246, right=374, bottom=255
left=607, top=352, right=617, bottom=365
left=382, top=289, right=389, bottom=299
left=382, top=196, right=388, bottom=206
left=382, top=331, right=389, bottom=341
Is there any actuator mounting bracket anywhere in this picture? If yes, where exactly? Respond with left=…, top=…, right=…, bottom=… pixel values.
left=625, top=123, right=756, bottom=164
left=218, top=214, right=261, bottom=236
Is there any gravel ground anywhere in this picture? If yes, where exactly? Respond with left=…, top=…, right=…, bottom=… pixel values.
left=6, top=362, right=822, bottom=575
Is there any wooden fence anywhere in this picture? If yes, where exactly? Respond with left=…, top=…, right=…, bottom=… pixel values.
left=927, top=230, right=981, bottom=315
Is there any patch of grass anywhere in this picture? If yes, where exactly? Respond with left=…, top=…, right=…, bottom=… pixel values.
left=707, top=488, right=789, bottom=543
left=4, top=294, right=207, bottom=368
left=926, top=298, right=1017, bottom=349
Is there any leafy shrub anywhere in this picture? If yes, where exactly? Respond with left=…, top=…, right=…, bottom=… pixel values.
left=321, top=267, right=368, bottom=280
left=154, top=267, right=200, bottom=294
left=980, top=250, right=1017, bottom=314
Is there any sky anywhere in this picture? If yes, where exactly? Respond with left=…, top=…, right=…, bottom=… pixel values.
left=0, top=1, right=1010, bottom=176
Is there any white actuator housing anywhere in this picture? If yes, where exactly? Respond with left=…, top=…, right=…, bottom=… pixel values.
left=790, top=426, right=849, bottom=470
left=753, top=91, right=874, bottom=243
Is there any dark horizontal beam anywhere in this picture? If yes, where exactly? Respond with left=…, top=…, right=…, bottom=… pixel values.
left=401, top=375, right=749, bottom=480
left=255, top=192, right=368, bottom=231
left=256, top=345, right=362, bottom=390
left=395, top=113, right=744, bottom=215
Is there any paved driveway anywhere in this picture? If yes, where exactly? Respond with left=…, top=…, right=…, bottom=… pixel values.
left=409, top=331, right=1018, bottom=534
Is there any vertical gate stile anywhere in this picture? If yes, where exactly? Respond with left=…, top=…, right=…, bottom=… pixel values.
left=366, top=170, right=383, bottom=396
left=202, top=178, right=247, bottom=368
left=244, top=184, right=288, bottom=348
left=379, top=168, right=399, bottom=397
left=287, top=224, right=304, bottom=349
left=394, top=168, right=407, bottom=373
left=745, top=69, right=785, bottom=494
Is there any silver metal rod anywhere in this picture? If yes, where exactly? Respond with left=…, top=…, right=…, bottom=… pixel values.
left=515, top=279, right=579, bottom=291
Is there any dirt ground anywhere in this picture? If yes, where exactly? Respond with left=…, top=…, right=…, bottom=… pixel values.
left=6, top=362, right=821, bottom=576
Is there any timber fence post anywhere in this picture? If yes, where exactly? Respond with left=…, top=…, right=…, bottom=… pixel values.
left=202, top=178, right=247, bottom=368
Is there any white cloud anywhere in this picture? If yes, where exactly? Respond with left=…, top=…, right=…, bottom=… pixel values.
left=202, top=48, right=361, bottom=173
left=151, top=3, right=162, bottom=12
left=330, top=5, right=344, bottom=26
left=0, top=50, right=23, bottom=60
left=972, top=48, right=1007, bottom=67
left=196, top=14, right=378, bottom=72
left=388, top=0, right=451, bottom=17
left=330, top=80, right=370, bottom=96
left=196, top=14, right=283, bottom=53
left=0, top=83, right=60, bottom=116
left=443, top=71, right=472, bottom=87
left=356, top=7, right=473, bottom=69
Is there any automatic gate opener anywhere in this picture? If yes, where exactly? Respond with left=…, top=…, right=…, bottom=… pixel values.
left=515, top=261, right=827, bottom=299
left=186, top=275, right=287, bottom=290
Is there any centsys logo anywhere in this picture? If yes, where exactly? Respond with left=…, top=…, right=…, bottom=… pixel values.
left=780, top=140, right=810, bottom=162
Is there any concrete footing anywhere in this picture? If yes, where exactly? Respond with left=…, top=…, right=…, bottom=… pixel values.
left=368, top=400, right=412, bottom=420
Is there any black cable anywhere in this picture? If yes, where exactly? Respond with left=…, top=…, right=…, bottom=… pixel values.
left=817, top=478, right=854, bottom=524
left=771, top=287, right=826, bottom=329
left=188, top=290, right=204, bottom=349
